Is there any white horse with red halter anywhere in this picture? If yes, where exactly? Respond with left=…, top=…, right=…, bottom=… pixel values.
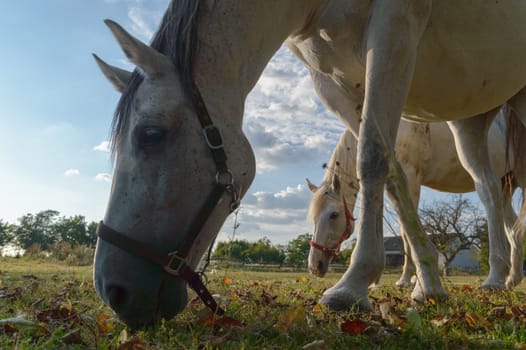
left=92, top=1, right=526, bottom=327
left=307, top=113, right=526, bottom=287
left=308, top=191, right=355, bottom=260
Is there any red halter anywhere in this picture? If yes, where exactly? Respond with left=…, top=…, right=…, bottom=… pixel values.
left=309, top=197, right=356, bottom=259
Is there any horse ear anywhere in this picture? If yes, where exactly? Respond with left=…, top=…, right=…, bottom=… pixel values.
left=92, top=54, right=132, bottom=93
left=306, top=178, right=318, bottom=192
left=331, top=174, right=341, bottom=195
left=104, top=19, right=171, bottom=80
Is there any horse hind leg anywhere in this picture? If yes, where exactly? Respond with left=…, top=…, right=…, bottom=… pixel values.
left=447, top=108, right=509, bottom=289
left=502, top=175, right=524, bottom=289
left=386, top=165, right=422, bottom=288
left=503, top=87, right=526, bottom=288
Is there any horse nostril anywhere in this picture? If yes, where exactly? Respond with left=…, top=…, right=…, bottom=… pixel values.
left=317, top=260, right=324, bottom=272
left=107, top=285, right=128, bottom=310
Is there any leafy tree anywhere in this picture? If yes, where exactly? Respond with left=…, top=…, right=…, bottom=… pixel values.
left=213, top=238, right=285, bottom=264
left=246, top=237, right=285, bottom=264
left=286, top=233, right=311, bottom=267
left=213, top=239, right=251, bottom=262
left=419, top=195, right=486, bottom=272
left=54, top=215, right=97, bottom=247
left=13, top=210, right=60, bottom=250
left=0, top=219, right=14, bottom=248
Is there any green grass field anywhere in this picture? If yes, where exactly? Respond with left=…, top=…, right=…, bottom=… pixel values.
left=1, top=257, right=526, bottom=349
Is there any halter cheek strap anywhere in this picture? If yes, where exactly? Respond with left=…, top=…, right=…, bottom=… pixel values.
left=309, top=197, right=356, bottom=259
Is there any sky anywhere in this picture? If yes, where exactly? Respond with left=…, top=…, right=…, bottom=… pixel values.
left=0, top=0, right=483, bottom=246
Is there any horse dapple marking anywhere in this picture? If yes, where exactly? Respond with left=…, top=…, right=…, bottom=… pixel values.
left=93, top=1, right=526, bottom=326
left=307, top=111, right=526, bottom=290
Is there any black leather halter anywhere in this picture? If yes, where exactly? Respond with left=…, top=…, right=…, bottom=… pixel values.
left=96, top=83, right=240, bottom=316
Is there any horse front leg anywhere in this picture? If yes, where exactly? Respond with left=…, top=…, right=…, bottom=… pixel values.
left=319, top=0, right=444, bottom=310
left=447, top=108, right=509, bottom=289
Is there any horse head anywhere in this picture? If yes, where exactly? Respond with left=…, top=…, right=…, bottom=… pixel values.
left=306, top=174, right=355, bottom=277
left=92, top=19, right=255, bottom=327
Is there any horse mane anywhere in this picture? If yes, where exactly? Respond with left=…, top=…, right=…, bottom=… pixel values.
left=110, top=0, right=202, bottom=156
left=322, top=129, right=358, bottom=186
left=307, top=129, right=359, bottom=222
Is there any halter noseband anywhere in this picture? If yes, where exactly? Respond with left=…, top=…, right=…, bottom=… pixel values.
left=96, top=83, right=240, bottom=316
left=309, top=197, right=355, bottom=259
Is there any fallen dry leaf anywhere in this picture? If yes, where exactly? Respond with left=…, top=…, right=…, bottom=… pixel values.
left=0, top=317, right=48, bottom=337
left=96, top=314, right=114, bottom=334
left=341, top=319, right=367, bottom=335
left=430, top=316, right=450, bottom=327
left=274, top=305, right=305, bottom=333
left=465, top=311, right=492, bottom=329
left=118, top=335, right=145, bottom=350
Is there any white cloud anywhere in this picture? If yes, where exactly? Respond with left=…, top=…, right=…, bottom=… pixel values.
left=95, top=173, right=112, bottom=182
left=93, top=141, right=110, bottom=152
left=243, top=46, right=345, bottom=173
left=64, top=169, right=80, bottom=177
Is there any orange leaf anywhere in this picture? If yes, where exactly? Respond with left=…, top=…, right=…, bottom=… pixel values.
left=97, top=314, right=114, bottom=334
left=223, top=277, right=233, bottom=285
left=341, top=319, right=367, bottom=335
left=461, top=285, right=473, bottom=293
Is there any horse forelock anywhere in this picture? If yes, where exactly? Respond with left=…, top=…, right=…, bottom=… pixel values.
left=110, top=0, right=203, bottom=156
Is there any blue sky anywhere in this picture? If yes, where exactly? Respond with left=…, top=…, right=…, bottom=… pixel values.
left=0, top=0, right=482, bottom=245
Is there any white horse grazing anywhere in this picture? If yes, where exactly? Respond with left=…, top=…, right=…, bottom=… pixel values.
left=92, top=1, right=526, bottom=326
left=307, top=112, right=526, bottom=290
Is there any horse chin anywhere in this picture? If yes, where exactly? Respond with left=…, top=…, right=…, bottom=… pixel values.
left=94, top=240, right=188, bottom=328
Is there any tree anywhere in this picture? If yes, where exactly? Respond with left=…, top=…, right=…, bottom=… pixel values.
left=13, top=210, right=60, bottom=250
left=419, top=195, right=486, bottom=273
left=54, top=215, right=97, bottom=247
left=213, top=238, right=285, bottom=264
left=247, top=237, right=285, bottom=264
left=286, top=233, right=311, bottom=267
left=213, top=239, right=251, bottom=261
left=0, top=219, right=14, bottom=248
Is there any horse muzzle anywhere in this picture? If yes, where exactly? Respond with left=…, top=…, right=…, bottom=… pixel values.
left=93, top=239, right=188, bottom=328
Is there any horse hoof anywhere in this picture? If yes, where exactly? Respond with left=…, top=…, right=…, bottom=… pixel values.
left=318, top=291, right=371, bottom=311
left=505, top=276, right=522, bottom=290
left=411, top=282, right=448, bottom=305
left=481, top=280, right=506, bottom=290
left=395, top=280, right=413, bottom=288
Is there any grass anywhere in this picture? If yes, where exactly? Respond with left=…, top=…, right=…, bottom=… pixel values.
left=1, top=257, right=526, bottom=349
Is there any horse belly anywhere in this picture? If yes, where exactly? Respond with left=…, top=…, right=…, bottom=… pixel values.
left=420, top=122, right=475, bottom=193
left=406, top=1, right=526, bottom=121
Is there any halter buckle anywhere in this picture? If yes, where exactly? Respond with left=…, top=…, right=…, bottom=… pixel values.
left=164, top=251, right=186, bottom=276
left=216, top=170, right=234, bottom=186
left=203, top=125, right=224, bottom=150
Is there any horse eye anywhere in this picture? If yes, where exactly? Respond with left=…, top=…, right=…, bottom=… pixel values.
left=135, top=126, right=167, bottom=153
left=330, top=212, right=339, bottom=220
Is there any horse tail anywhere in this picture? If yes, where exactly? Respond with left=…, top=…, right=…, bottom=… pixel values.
left=505, top=104, right=526, bottom=188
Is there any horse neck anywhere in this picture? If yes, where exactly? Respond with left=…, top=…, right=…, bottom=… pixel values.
left=193, top=0, right=326, bottom=123
left=322, top=129, right=359, bottom=205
